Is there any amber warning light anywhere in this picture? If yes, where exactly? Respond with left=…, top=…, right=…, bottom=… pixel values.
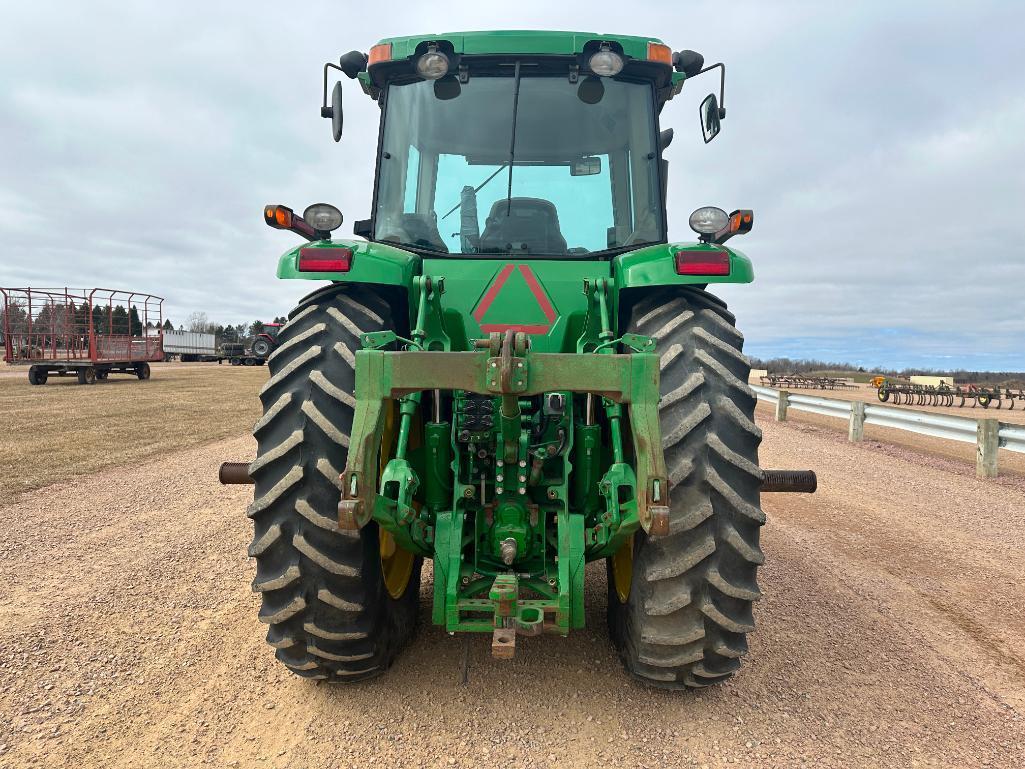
left=264, top=204, right=317, bottom=240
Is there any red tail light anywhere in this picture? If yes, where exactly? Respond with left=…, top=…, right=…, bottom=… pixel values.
left=674, top=249, right=731, bottom=276
left=299, top=247, right=353, bottom=272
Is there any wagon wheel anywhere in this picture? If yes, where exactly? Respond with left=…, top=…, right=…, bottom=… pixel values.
left=251, top=338, right=272, bottom=358
left=96, top=370, right=109, bottom=381
left=78, top=367, right=97, bottom=385
left=135, top=362, right=151, bottom=380
left=28, top=366, right=47, bottom=385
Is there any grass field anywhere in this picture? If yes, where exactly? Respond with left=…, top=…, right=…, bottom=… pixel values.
left=0, top=363, right=266, bottom=504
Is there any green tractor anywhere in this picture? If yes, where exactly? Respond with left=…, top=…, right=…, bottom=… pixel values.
left=231, top=31, right=814, bottom=689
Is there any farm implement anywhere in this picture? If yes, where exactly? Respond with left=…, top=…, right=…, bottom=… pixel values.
left=876, top=381, right=1025, bottom=409
left=759, top=374, right=857, bottom=391
left=1, top=287, right=163, bottom=384
left=221, top=30, right=816, bottom=689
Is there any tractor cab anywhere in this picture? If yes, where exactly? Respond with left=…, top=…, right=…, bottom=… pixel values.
left=348, top=34, right=723, bottom=258
left=265, top=32, right=745, bottom=263
left=372, top=65, right=665, bottom=256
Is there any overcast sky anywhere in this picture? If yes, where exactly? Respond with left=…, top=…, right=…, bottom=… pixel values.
left=2, top=1, right=1022, bottom=370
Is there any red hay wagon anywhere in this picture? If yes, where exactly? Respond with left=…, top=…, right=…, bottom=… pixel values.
left=1, top=287, right=164, bottom=385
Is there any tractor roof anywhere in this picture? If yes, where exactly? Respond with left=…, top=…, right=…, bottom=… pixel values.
left=360, top=30, right=685, bottom=104
left=374, top=30, right=666, bottom=60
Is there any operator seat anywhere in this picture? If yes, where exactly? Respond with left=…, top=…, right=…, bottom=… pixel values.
left=479, top=198, right=568, bottom=255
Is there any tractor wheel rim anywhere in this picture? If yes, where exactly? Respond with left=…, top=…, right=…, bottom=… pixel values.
left=378, top=400, right=415, bottom=600
left=610, top=535, right=634, bottom=603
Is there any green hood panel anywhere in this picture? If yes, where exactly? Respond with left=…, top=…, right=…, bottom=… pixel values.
left=424, top=259, right=607, bottom=353
left=276, top=240, right=752, bottom=353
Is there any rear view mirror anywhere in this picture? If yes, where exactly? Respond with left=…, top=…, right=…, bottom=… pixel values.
left=700, top=93, right=721, bottom=143
left=577, top=76, right=605, bottom=105
left=330, top=81, right=343, bottom=142
left=433, top=76, right=462, bottom=101
left=571, top=156, right=602, bottom=176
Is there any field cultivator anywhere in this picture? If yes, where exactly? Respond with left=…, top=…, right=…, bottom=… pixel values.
left=0, top=287, right=163, bottom=384
left=760, top=373, right=857, bottom=391
left=876, top=382, right=1025, bottom=409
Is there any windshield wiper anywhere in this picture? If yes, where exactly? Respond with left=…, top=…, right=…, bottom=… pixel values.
left=505, top=61, right=522, bottom=216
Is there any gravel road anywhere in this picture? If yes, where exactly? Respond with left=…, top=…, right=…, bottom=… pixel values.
left=1, top=418, right=1023, bottom=768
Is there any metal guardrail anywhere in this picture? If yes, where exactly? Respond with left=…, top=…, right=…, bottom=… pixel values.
left=1000, top=424, right=1025, bottom=454
left=751, top=385, right=778, bottom=402
left=788, top=393, right=852, bottom=420
left=864, top=404, right=978, bottom=444
left=752, top=385, right=1022, bottom=478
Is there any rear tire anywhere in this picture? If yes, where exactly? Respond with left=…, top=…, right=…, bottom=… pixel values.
left=252, top=338, right=272, bottom=358
left=248, top=284, right=421, bottom=681
left=608, top=287, right=764, bottom=689
left=28, top=366, right=46, bottom=385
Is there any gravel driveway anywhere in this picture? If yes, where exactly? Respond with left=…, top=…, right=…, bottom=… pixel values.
left=1, top=417, right=1022, bottom=768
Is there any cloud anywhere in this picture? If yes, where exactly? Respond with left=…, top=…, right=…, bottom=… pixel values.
left=0, top=1, right=1021, bottom=369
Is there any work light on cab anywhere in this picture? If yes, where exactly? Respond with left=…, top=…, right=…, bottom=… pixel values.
left=416, top=46, right=450, bottom=79
left=303, top=203, right=343, bottom=233
left=688, top=206, right=728, bottom=234
left=588, top=44, right=624, bottom=76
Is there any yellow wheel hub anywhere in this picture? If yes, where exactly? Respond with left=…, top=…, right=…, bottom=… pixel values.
left=610, top=535, right=634, bottom=603
left=380, top=529, right=415, bottom=599
left=378, top=401, right=416, bottom=600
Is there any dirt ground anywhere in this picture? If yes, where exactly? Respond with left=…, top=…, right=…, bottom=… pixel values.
left=0, top=362, right=265, bottom=503
left=1, top=401, right=1023, bottom=767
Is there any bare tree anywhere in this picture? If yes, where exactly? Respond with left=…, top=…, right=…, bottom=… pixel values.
left=186, top=311, right=209, bottom=332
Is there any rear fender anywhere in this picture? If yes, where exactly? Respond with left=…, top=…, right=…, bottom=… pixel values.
left=276, top=239, right=419, bottom=288
left=613, top=242, right=753, bottom=289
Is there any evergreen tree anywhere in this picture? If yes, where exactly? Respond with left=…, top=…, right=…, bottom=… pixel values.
left=129, top=305, right=143, bottom=336
left=92, top=305, right=107, bottom=334
left=75, top=301, right=90, bottom=334
left=162, top=318, right=173, bottom=331
left=111, top=305, right=129, bottom=335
